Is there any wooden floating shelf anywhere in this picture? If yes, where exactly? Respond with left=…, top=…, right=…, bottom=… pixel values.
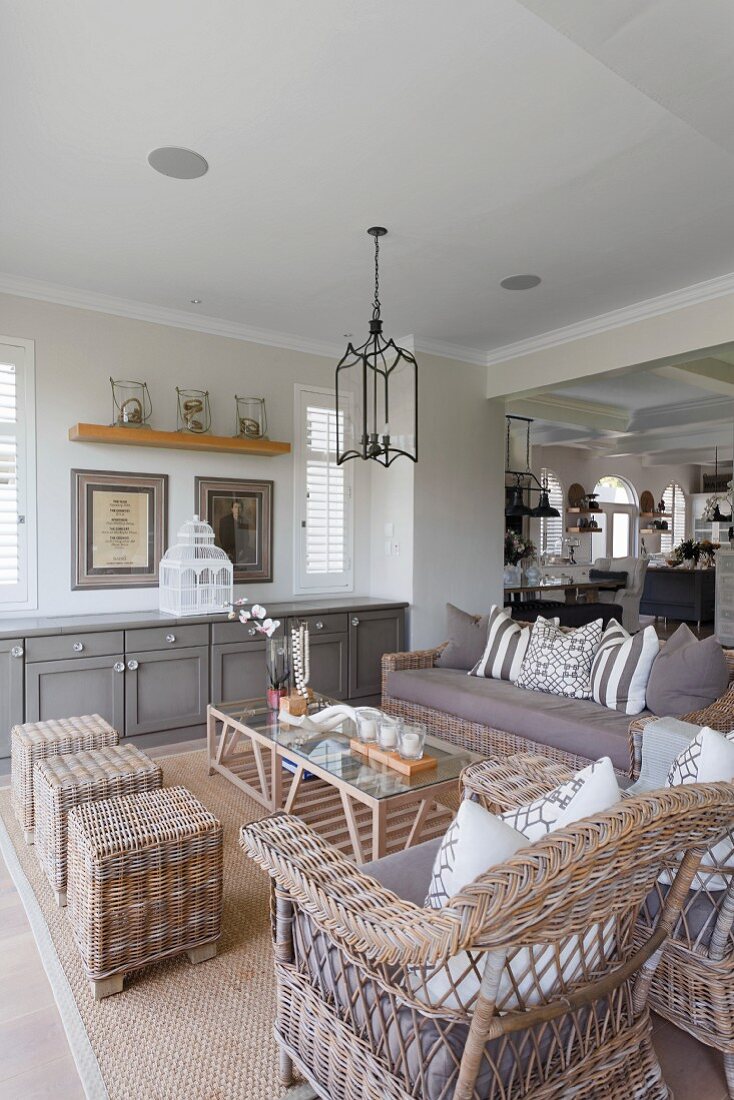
left=68, top=423, right=291, bottom=457
left=566, top=527, right=599, bottom=534
left=639, top=512, right=666, bottom=519
left=566, top=508, right=600, bottom=515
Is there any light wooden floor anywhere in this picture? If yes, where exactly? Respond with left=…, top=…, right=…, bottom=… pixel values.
left=0, top=738, right=730, bottom=1098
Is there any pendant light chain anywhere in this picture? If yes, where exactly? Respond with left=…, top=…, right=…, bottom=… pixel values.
left=372, top=233, right=381, bottom=320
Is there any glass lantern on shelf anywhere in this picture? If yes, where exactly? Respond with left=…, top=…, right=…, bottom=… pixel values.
left=110, top=378, right=152, bottom=427
left=159, top=515, right=233, bottom=616
left=234, top=396, right=267, bottom=439
left=176, top=388, right=211, bottom=433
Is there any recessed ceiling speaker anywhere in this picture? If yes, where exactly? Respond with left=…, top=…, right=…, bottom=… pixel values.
left=500, top=274, right=542, bottom=290
left=147, top=147, right=209, bottom=179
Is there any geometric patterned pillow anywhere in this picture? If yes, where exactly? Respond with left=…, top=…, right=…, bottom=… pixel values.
left=662, top=727, right=734, bottom=891
left=424, top=798, right=527, bottom=909
left=515, top=616, right=603, bottom=700
left=501, top=757, right=620, bottom=841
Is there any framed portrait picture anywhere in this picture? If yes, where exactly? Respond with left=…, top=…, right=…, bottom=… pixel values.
left=71, top=469, right=168, bottom=590
left=195, top=477, right=273, bottom=584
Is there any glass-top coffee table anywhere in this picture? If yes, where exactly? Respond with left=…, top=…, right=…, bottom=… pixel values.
left=207, top=696, right=479, bottom=862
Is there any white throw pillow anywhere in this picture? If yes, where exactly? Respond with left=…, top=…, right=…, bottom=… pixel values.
left=590, top=619, right=659, bottom=715
left=662, top=726, right=734, bottom=891
left=469, top=605, right=558, bottom=683
left=515, top=616, right=603, bottom=700
left=425, top=798, right=527, bottom=909
left=414, top=758, right=621, bottom=1011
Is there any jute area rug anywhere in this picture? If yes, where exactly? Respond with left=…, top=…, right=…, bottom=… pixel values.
left=0, top=749, right=325, bottom=1100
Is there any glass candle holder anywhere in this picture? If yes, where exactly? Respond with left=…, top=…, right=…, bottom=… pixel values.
left=265, top=636, right=291, bottom=711
left=378, top=714, right=402, bottom=751
left=176, top=387, right=211, bottom=433
left=398, top=723, right=426, bottom=760
left=234, top=396, right=267, bottom=439
left=110, top=378, right=152, bottom=427
left=355, top=707, right=381, bottom=744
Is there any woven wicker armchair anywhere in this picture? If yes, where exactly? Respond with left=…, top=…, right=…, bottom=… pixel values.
left=241, top=783, right=734, bottom=1100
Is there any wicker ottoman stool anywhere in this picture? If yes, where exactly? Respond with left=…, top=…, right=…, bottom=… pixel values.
left=67, top=785, right=223, bottom=1000
left=33, top=744, right=163, bottom=907
left=11, top=715, right=119, bottom=844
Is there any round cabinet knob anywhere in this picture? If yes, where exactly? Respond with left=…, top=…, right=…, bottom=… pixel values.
left=315, top=621, right=324, bottom=631
left=165, top=633, right=176, bottom=644
left=127, top=659, right=139, bottom=671
left=248, top=627, right=257, bottom=637
left=113, top=661, right=125, bottom=673
left=10, top=644, right=23, bottom=659
left=72, top=641, right=84, bottom=652
left=351, top=617, right=360, bottom=627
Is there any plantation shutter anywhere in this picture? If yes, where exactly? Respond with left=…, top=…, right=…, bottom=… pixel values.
left=296, top=387, right=353, bottom=590
left=660, top=483, right=686, bottom=554
left=0, top=351, right=30, bottom=605
left=540, top=468, right=564, bottom=555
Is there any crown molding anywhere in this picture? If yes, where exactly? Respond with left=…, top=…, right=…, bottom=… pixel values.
left=0, top=272, right=344, bottom=359
left=410, top=334, right=487, bottom=366
left=485, top=270, right=734, bottom=366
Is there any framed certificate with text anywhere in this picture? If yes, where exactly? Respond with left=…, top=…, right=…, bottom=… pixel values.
left=71, top=469, right=168, bottom=589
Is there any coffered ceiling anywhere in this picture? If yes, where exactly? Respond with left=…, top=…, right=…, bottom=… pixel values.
left=2, top=2, right=734, bottom=359
left=509, top=351, right=734, bottom=465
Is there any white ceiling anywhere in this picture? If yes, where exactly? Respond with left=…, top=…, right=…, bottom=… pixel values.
left=3, top=1, right=734, bottom=355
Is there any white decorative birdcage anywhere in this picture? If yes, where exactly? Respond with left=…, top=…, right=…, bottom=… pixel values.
left=159, top=515, right=233, bottom=616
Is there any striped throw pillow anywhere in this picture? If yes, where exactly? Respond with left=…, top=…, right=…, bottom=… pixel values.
left=469, top=605, right=558, bottom=683
left=590, top=619, right=659, bottom=715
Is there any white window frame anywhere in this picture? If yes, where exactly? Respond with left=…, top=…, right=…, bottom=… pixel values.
left=538, top=467, right=564, bottom=556
left=293, top=383, right=354, bottom=594
left=660, top=482, right=686, bottom=554
left=0, top=336, right=37, bottom=611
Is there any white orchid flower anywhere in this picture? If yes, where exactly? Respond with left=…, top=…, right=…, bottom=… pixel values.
left=251, top=604, right=267, bottom=620
left=259, top=618, right=280, bottom=637
left=238, top=610, right=251, bottom=622
left=234, top=597, right=249, bottom=606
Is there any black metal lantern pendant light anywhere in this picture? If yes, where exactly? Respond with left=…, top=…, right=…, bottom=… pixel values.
left=504, top=415, right=560, bottom=518
left=335, top=227, right=418, bottom=466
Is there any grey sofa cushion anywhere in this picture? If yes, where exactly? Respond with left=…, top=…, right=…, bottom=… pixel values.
left=362, top=837, right=440, bottom=905
left=435, top=604, right=489, bottom=671
left=645, top=623, right=729, bottom=717
left=386, top=667, right=644, bottom=771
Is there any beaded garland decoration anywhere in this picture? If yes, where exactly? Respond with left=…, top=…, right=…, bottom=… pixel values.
left=291, top=621, right=311, bottom=697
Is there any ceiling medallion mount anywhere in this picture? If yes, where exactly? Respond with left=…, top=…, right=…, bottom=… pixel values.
left=335, top=227, right=418, bottom=466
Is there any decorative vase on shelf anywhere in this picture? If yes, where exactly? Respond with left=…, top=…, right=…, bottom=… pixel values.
left=265, top=636, right=291, bottom=711
left=523, top=560, right=541, bottom=585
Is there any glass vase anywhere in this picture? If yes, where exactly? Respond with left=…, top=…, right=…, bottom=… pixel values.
left=265, top=636, right=291, bottom=711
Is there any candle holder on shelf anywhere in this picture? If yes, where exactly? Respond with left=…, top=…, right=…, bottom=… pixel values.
left=110, top=378, right=152, bottom=427
left=398, top=722, right=427, bottom=760
left=354, top=707, right=382, bottom=744
left=234, top=396, right=267, bottom=439
left=176, top=388, right=211, bottom=434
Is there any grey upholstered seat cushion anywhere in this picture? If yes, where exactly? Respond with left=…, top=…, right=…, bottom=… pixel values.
left=385, top=667, right=646, bottom=772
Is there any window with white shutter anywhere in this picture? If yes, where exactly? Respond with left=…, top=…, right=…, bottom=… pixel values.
left=539, top=468, right=564, bottom=556
left=0, top=339, right=36, bottom=609
left=660, top=482, right=686, bottom=554
left=294, top=385, right=353, bottom=591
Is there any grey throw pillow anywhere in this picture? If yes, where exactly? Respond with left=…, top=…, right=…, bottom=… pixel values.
left=645, top=624, right=729, bottom=717
left=435, top=604, right=489, bottom=671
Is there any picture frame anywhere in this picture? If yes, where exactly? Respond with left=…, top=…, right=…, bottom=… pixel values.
left=195, top=477, right=273, bottom=584
left=71, top=469, right=168, bottom=590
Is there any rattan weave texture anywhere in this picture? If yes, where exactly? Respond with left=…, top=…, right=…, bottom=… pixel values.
left=67, top=785, right=223, bottom=989
left=11, top=715, right=119, bottom=835
left=242, top=778, right=734, bottom=1100
left=33, top=743, right=162, bottom=901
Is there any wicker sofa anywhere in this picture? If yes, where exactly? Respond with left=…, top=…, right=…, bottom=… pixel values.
left=382, top=643, right=734, bottom=778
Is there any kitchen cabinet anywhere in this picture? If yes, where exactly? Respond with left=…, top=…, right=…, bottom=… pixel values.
left=0, top=638, right=24, bottom=758
left=348, top=608, right=404, bottom=699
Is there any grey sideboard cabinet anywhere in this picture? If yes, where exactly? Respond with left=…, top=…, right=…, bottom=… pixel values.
left=0, top=638, right=24, bottom=757
left=2, top=598, right=407, bottom=759
left=25, top=631, right=125, bottom=731
left=123, top=624, right=209, bottom=737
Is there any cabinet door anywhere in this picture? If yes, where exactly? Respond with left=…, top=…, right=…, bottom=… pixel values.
left=125, top=646, right=209, bottom=737
left=25, top=654, right=125, bottom=731
left=308, top=633, right=348, bottom=700
left=0, top=639, right=24, bottom=758
left=348, top=610, right=405, bottom=699
left=211, top=640, right=266, bottom=705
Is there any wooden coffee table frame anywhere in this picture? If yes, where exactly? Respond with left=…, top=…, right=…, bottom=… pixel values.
left=207, top=702, right=466, bottom=862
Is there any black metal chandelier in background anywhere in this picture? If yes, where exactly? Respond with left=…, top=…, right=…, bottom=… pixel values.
left=335, top=227, right=418, bottom=466
left=504, top=414, right=561, bottom=518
